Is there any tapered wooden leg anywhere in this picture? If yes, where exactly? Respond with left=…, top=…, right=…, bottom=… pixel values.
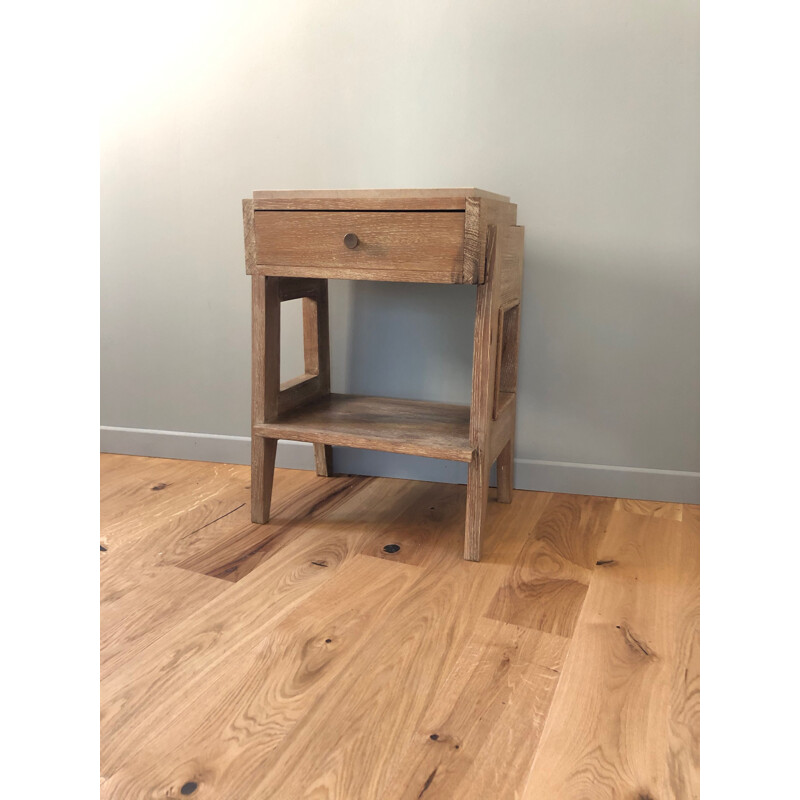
left=465, top=450, right=490, bottom=561
left=252, top=274, right=279, bottom=524
left=496, top=438, right=514, bottom=503
left=251, top=436, right=277, bottom=523
left=314, top=443, right=333, bottom=477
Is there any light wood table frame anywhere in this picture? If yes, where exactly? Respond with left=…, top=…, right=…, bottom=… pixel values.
left=243, top=189, right=524, bottom=561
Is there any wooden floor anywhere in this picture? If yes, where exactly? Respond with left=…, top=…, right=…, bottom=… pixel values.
left=100, top=454, right=699, bottom=800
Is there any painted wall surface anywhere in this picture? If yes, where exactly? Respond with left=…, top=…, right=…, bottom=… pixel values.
left=101, top=0, right=699, bottom=500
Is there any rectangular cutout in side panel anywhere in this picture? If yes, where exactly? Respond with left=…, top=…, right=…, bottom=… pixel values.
left=493, top=302, right=520, bottom=420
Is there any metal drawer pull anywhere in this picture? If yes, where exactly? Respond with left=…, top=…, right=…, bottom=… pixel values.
left=343, top=233, right=359, bottom=249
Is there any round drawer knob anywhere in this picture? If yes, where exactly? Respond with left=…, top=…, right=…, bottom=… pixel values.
left=343, top=233, right=359, bottom=249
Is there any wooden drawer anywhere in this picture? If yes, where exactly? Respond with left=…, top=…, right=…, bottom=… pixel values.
left=252, top=211, right=466, bottom=283
left=243, top=189, right=518, bottom=284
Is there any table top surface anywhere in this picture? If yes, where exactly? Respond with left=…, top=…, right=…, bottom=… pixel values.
left=251, top=188, right=510, bottom=202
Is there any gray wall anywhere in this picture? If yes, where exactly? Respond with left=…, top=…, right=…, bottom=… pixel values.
left=101, top=0, right=699, bottom=502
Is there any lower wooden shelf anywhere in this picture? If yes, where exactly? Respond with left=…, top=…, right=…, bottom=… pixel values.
left=252, top=393, right=473, bottom=462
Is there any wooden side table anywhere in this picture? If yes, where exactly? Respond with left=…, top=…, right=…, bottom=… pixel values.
left=242, top=189, right=523, bottom=561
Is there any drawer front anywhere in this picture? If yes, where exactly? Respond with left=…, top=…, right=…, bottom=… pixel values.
left=253, top=211, right=467, bottom=283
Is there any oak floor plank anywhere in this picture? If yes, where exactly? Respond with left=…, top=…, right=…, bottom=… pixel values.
left=101, top=565, right=230, bottom=680
left=682, top=502, right=700, bottom=534
left=100, top=464, right=337, bottom=604
left=521, top=511, right=700, bottom=799
left=360, top=480, right=468, bottom=569
left=247, top=558, right=508, bottom=800
left=614, top=497, right=684, bottom=521
left=100, top=476, right=438, bottom=774
left=101, top=456, right=251, bottom=546
left=481, top=487, right=553, bottom=565
left=173, top=473, right=370, bottom=581
left=99, top=452, right=185, bottom=492
left=101, top=555, right=421, bottom=800
left=485, top=493, right=615, bottom=637
left=361, top=484, right=554, bottom=573
left=392, top=617, right=568, bottom=800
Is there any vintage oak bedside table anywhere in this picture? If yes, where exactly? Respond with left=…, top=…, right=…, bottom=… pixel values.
left=242, top=189, right=523, bottom=561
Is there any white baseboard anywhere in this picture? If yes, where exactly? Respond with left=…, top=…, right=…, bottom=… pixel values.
left=100, top=426, right=699, bottom=504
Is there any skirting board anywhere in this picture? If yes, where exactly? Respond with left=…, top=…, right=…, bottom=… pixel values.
left=100, top=426, right=699, bottom=504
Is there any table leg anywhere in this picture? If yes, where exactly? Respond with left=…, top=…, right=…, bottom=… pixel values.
left=251, top=274, right=280, bottom=523
left=313, top=443, right=333, bottom=477
left=465, top=450, right=490, bottom=561
left=251, top=436, right=277, bottom=523
left=497, top=438, right=514, bottom=503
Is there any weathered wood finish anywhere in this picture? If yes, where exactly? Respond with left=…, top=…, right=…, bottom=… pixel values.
left=100, top=455, right=699, bottom=799
left=250, top=274, right=277, bottom=523
left=463, top=197, right=519, bottom=283
left=244, top=189, right=523, bottom=560
left=251, top=187, right=510, bottom=211
left=253, top=210, right=467, bottom=283
left=496, top=439, right=514, bottom=504
left=493, top=302, right=521, bottom=420
left=465, top=223, right=525, bottom=560
left=301, top=281, right=333, bottom=477
left=251, top=275, right=334, bottom=519
left=242, top=199, right=256, bottom=272
left=521, top=510, right=700, bottom=799
left=252, top=187, right=511, bottom=201
left=254, top=393, right=472, bottom=462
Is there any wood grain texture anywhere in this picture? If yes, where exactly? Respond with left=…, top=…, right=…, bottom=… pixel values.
left=496, top=439, right=514, bottom=504
left=103, top=556, right=422, bottom=800
left=465, top=223, right=524, bottom=560
left=254, top=210, right=467, bottom=283
left=253, top=198, right=473, bottom=211
left=615, top=497, right=684, bottom=521
left=303, top=282, right=333, bottom=478
left=463, top=197, right=482, bottom=284
left=247, top=560, right=509, bottom=800
left=251, top=274, right=269, bottom=424
left=276, top=373, right=324, bottom=414
left=465, top=450, right=491, bottom=561
left=314, top=443, right=334, bottom=477
left=174, top=474, right=371, bottom=582
left=462, top=198, right=519, bottom=283
left=251, top=187, right=510, bottom=212
left=250, top=273, right=277, bottom=523
left=521, top=511, right=700, bottom=799
left=485, top=493, right=616, bottom=637
left=100, top=455, right=700, bottom=800
left=393, top=618, right=568, bottom=800
left=488, top=399, right=515, bottom=463
left=254, top=393, right=473, bottom=462
left=493, top=302, right=520, bottom=420
left=101, top=565, right=229, bottom=680
left=252, top=273, right=336, bottom=518
left=101, top=475, right=431, bottom=776
left=241, top=199, right=256, bottom=273
left=253, top=263, right=474, bottom=283
left=99, top=455, right=249, bottom=549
